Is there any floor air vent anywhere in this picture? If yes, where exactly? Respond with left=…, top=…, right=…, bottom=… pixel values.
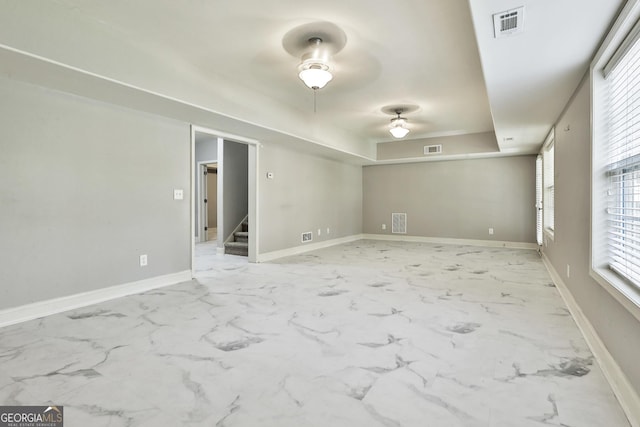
left=424, top=144, right=442, bottom=155
left=493, top=7, right=524, bottom=38
left=392, top=213, right=407, bottom=234
left=301, top=231, right=313, bottom=243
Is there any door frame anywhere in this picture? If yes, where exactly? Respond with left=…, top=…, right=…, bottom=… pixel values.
left=196, top=161, right=217, bottom=243
left=191, top=125, right=259, bottom=270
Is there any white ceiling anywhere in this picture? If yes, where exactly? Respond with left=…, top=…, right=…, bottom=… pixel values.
left=469, top=0, right=623, bottom=154
left=0, top=0, right=625, bottom=160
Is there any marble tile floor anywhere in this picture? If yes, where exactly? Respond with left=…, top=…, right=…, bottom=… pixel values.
left=0, top=240, right=630, bottom=426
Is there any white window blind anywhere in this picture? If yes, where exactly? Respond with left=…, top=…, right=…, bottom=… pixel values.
left=605, top=30, right=640, bottom=287
left=543, top=141, right=555, bottom=233
left=536, top=154, right=543, bottom=246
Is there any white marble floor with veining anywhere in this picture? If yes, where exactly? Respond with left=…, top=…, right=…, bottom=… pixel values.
left=0, top=240, right=630, bottom=426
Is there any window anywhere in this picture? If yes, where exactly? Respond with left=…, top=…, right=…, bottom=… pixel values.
left=536, top=154, right=543, bottom=246
left=602, top=27, right=640, bottom=288
left=591, top=1, right=640, bottom=315
left=543, top=130, right=555, bottom=236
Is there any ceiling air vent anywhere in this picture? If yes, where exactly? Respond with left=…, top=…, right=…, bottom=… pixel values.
left=392, top=213, right=407, bottom=234
left=424, top=144, right=442, bottom=155
left=493, top=7, right=524, bottom=38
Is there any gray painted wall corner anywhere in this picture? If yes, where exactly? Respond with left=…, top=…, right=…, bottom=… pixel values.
left=362, top=155, right=536, bottom=243
left=258, top=142, right=362, bottom=254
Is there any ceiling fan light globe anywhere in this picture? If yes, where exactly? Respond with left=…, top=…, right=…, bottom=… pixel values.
left=389, top=125, right=410, bottom=138
left=389, top=115, right=410, bottom=138
left=298, top=67, right=333, bottom=89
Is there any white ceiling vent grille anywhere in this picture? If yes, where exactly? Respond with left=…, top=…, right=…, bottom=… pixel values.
left=424, top=144, right=442, bottom=155
left=392, top=213, right=407, bottom=234
left=493, top=7, right=524, bottom=38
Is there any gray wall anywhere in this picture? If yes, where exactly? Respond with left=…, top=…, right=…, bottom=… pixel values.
left=543, top=77, right=640, bottom=393
left=0, top=77, right=191, bottom=310
left=377, top=131, right=499, bottom=161
left=195, top=137, right=217, bottom=163
left=222, top=140, right=248, bottom=242
left=363, top=156, right=536, bottom=243
left=259, top=143, right=363, bottom=253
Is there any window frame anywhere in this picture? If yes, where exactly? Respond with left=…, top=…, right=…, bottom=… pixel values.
left=536, top=154, right=543, bottom=246
left=591, top=1, right=640, bottom=320
left=542, top=129, right=555, bottom=240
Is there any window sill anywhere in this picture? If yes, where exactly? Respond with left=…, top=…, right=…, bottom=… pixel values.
left=590, top=267, right=640, bottom=323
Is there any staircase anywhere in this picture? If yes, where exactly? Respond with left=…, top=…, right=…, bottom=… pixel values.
left=224, top=219, right=249, bottom=256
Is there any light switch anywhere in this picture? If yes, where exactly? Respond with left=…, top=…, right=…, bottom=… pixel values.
left=173, top=189, right=184, bottom=200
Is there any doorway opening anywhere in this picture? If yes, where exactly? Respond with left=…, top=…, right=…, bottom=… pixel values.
left=201, top=163, right=218, bottom=243
left=191, top=125, right=259, bottom=272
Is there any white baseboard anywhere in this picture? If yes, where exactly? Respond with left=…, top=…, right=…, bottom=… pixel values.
left=257, top=234, right=537, bottom=263
left=256, top=234, right=364, bottom=263
left=362, top=233, right=538, bottom=250
left=542, top=254, right=640, bottom=427
left=0, top=270, right=192, bottom=329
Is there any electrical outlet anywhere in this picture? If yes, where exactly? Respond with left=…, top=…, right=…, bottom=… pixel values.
left=173, top=189, right=183, bottom=200
left=318, top=228, right=322, bottom=236
left=566, top=264, right=571, bottom=278
left=140, top=254, right=148, bottom=267
left=489, top=227, right=494, bottom=235
left=326, top=227, right=330, bottom=234
left=382, top=224, right=387, bottom=230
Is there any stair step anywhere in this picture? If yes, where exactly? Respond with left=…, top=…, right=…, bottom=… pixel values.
left=225, top=241, right=248, bottom=248
left=234, top=231, right=249, bottom=243
left=225, top=241, right=248, bottom=256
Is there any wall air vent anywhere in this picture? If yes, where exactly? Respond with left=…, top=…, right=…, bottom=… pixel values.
left=391, top=213, right=407, bottom=234
left=301, top=231, right=313, bottom=243
left=493, top=7, right=524, bottom=38
left=424, top=144, right=442, bottom=155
